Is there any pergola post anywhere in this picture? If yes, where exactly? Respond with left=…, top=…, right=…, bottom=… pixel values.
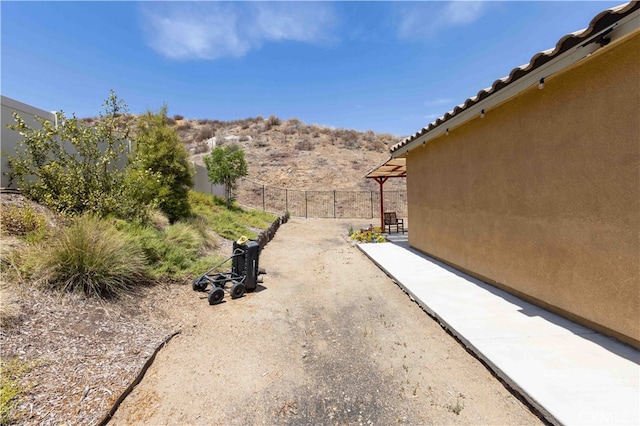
left=373, top=176, right=388, bottom=230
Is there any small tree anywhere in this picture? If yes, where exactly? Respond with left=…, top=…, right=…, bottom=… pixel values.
left=203, top=145, right=248, bottom=208
left=133, top=106, right=194, bottom=222
left=5, top=90, right=135, bottom=218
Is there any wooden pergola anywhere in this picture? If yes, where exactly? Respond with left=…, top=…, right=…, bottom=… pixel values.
left=365, top=157, right=406, bottom=229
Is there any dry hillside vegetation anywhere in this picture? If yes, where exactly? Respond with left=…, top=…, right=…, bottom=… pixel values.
left=80, top=114, right=407, bottom=192
left=176, top=115, right=407, bottom=192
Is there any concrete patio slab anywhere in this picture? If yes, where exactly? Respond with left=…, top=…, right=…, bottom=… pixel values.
left=358, top=241, right=640, bottom=426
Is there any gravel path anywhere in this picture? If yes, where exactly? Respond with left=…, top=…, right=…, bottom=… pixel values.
left=109, top=218, right=543, bottom=425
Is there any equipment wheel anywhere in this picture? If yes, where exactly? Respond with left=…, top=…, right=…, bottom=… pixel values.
left=192, top=276, right=208, bottom=292
left=231, top=281, right=246, bottom=299
left=208, top=287, right=225, bottom=305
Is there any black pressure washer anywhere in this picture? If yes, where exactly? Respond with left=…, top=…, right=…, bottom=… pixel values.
left=192, top=237, right=264, bottom=305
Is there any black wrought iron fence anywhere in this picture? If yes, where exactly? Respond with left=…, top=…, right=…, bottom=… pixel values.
left=236, top=178, right=407, bottom=219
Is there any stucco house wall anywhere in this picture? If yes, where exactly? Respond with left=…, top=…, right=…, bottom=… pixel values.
left=406, top=31, right=639, bottom=348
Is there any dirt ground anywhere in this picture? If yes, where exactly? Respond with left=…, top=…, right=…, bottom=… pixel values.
left=109, top=218, right=543, bottom=425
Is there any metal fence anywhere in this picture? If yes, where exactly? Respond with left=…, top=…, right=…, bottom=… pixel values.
left=237, top=178, right=407, bottom=219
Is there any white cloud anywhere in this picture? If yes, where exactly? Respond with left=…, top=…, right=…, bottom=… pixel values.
left=395, top=1, right=489, bottom=41
left=139, top=2, right=336, bottom=61
left=252, top=3, right=335, bottom=43
left=444, top=1, right=486, bottom=25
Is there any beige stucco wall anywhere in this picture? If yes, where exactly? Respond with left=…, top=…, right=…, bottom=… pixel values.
left=406, top=32, right=640, bottom=348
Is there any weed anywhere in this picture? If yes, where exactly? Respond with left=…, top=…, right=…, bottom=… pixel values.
left=0, top=204, right=48, bottom=239
left=446, top=399, right=465, bottom=415
left=0, top=358, right=34, bottom=424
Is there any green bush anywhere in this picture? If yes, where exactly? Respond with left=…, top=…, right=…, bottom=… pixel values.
left=5, top=91, right=137, bottom=219
left=133, top=107, right=194, bottom=222
left=33, top=215, right=148, bottom=298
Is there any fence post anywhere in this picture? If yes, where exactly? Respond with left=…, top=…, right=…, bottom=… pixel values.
left=262, top=184, right=265, bottom=211
left=370, top=191, right=373, bottom=218
left=333, top=190, right=336, bottom=218
left=305, top=191, right=308, bottom=219
left=285, top=189, right=288, bottom=214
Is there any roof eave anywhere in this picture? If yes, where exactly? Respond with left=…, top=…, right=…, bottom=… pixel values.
left=391, top=2, right=640, bottom=158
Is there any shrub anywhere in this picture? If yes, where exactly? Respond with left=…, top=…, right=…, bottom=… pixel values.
left=256, top=139, right=269, bottom=148
left=176, top=121, right=191, bottom=131
left=133, top=107, right=194, bottom=222
left=263, top=115, right=281, bottom=131
left=173, top=114, right=184, bottom=121
left=0, top=204, right=47, bottom=237
left=5, top=91, right=134, bottom=218
left=295, top=140, right=314, bottom=151
left=363, top=130, right=375, bottom=142
left=192, top=142, right=210, bottom=154
left=350, top=228, right=386, bottom=243
left=195, top=126, right=214, bottom=142
left=33, top=215, right=148, bottom=298
left=367, top=139, right=387, bottom=152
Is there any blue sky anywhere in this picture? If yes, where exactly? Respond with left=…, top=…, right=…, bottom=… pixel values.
left=1, top=1, right=623, bottom=136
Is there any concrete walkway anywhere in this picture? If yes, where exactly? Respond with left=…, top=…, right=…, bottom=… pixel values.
left=358, top=237, right=640, bottom=426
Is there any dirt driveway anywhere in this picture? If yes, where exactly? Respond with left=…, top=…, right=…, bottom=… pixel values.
left=110, top=218, right=542, bottom=425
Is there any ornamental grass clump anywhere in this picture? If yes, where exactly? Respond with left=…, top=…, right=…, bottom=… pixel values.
left=33, top=214, right=148, bottom=298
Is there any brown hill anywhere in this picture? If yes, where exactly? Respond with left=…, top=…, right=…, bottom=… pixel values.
left=177, top=115, right=407, bottom=192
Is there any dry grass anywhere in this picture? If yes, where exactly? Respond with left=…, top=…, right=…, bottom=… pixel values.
left=0, top=285, right=22, bottom=328
left=0, top=195, right=181, bottom=425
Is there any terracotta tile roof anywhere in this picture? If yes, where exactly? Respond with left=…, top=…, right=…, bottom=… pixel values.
left=391, top=1, right=640, bottom=155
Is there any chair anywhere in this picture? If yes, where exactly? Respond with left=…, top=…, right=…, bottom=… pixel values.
left=383, top=212, right=405, bottom=234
